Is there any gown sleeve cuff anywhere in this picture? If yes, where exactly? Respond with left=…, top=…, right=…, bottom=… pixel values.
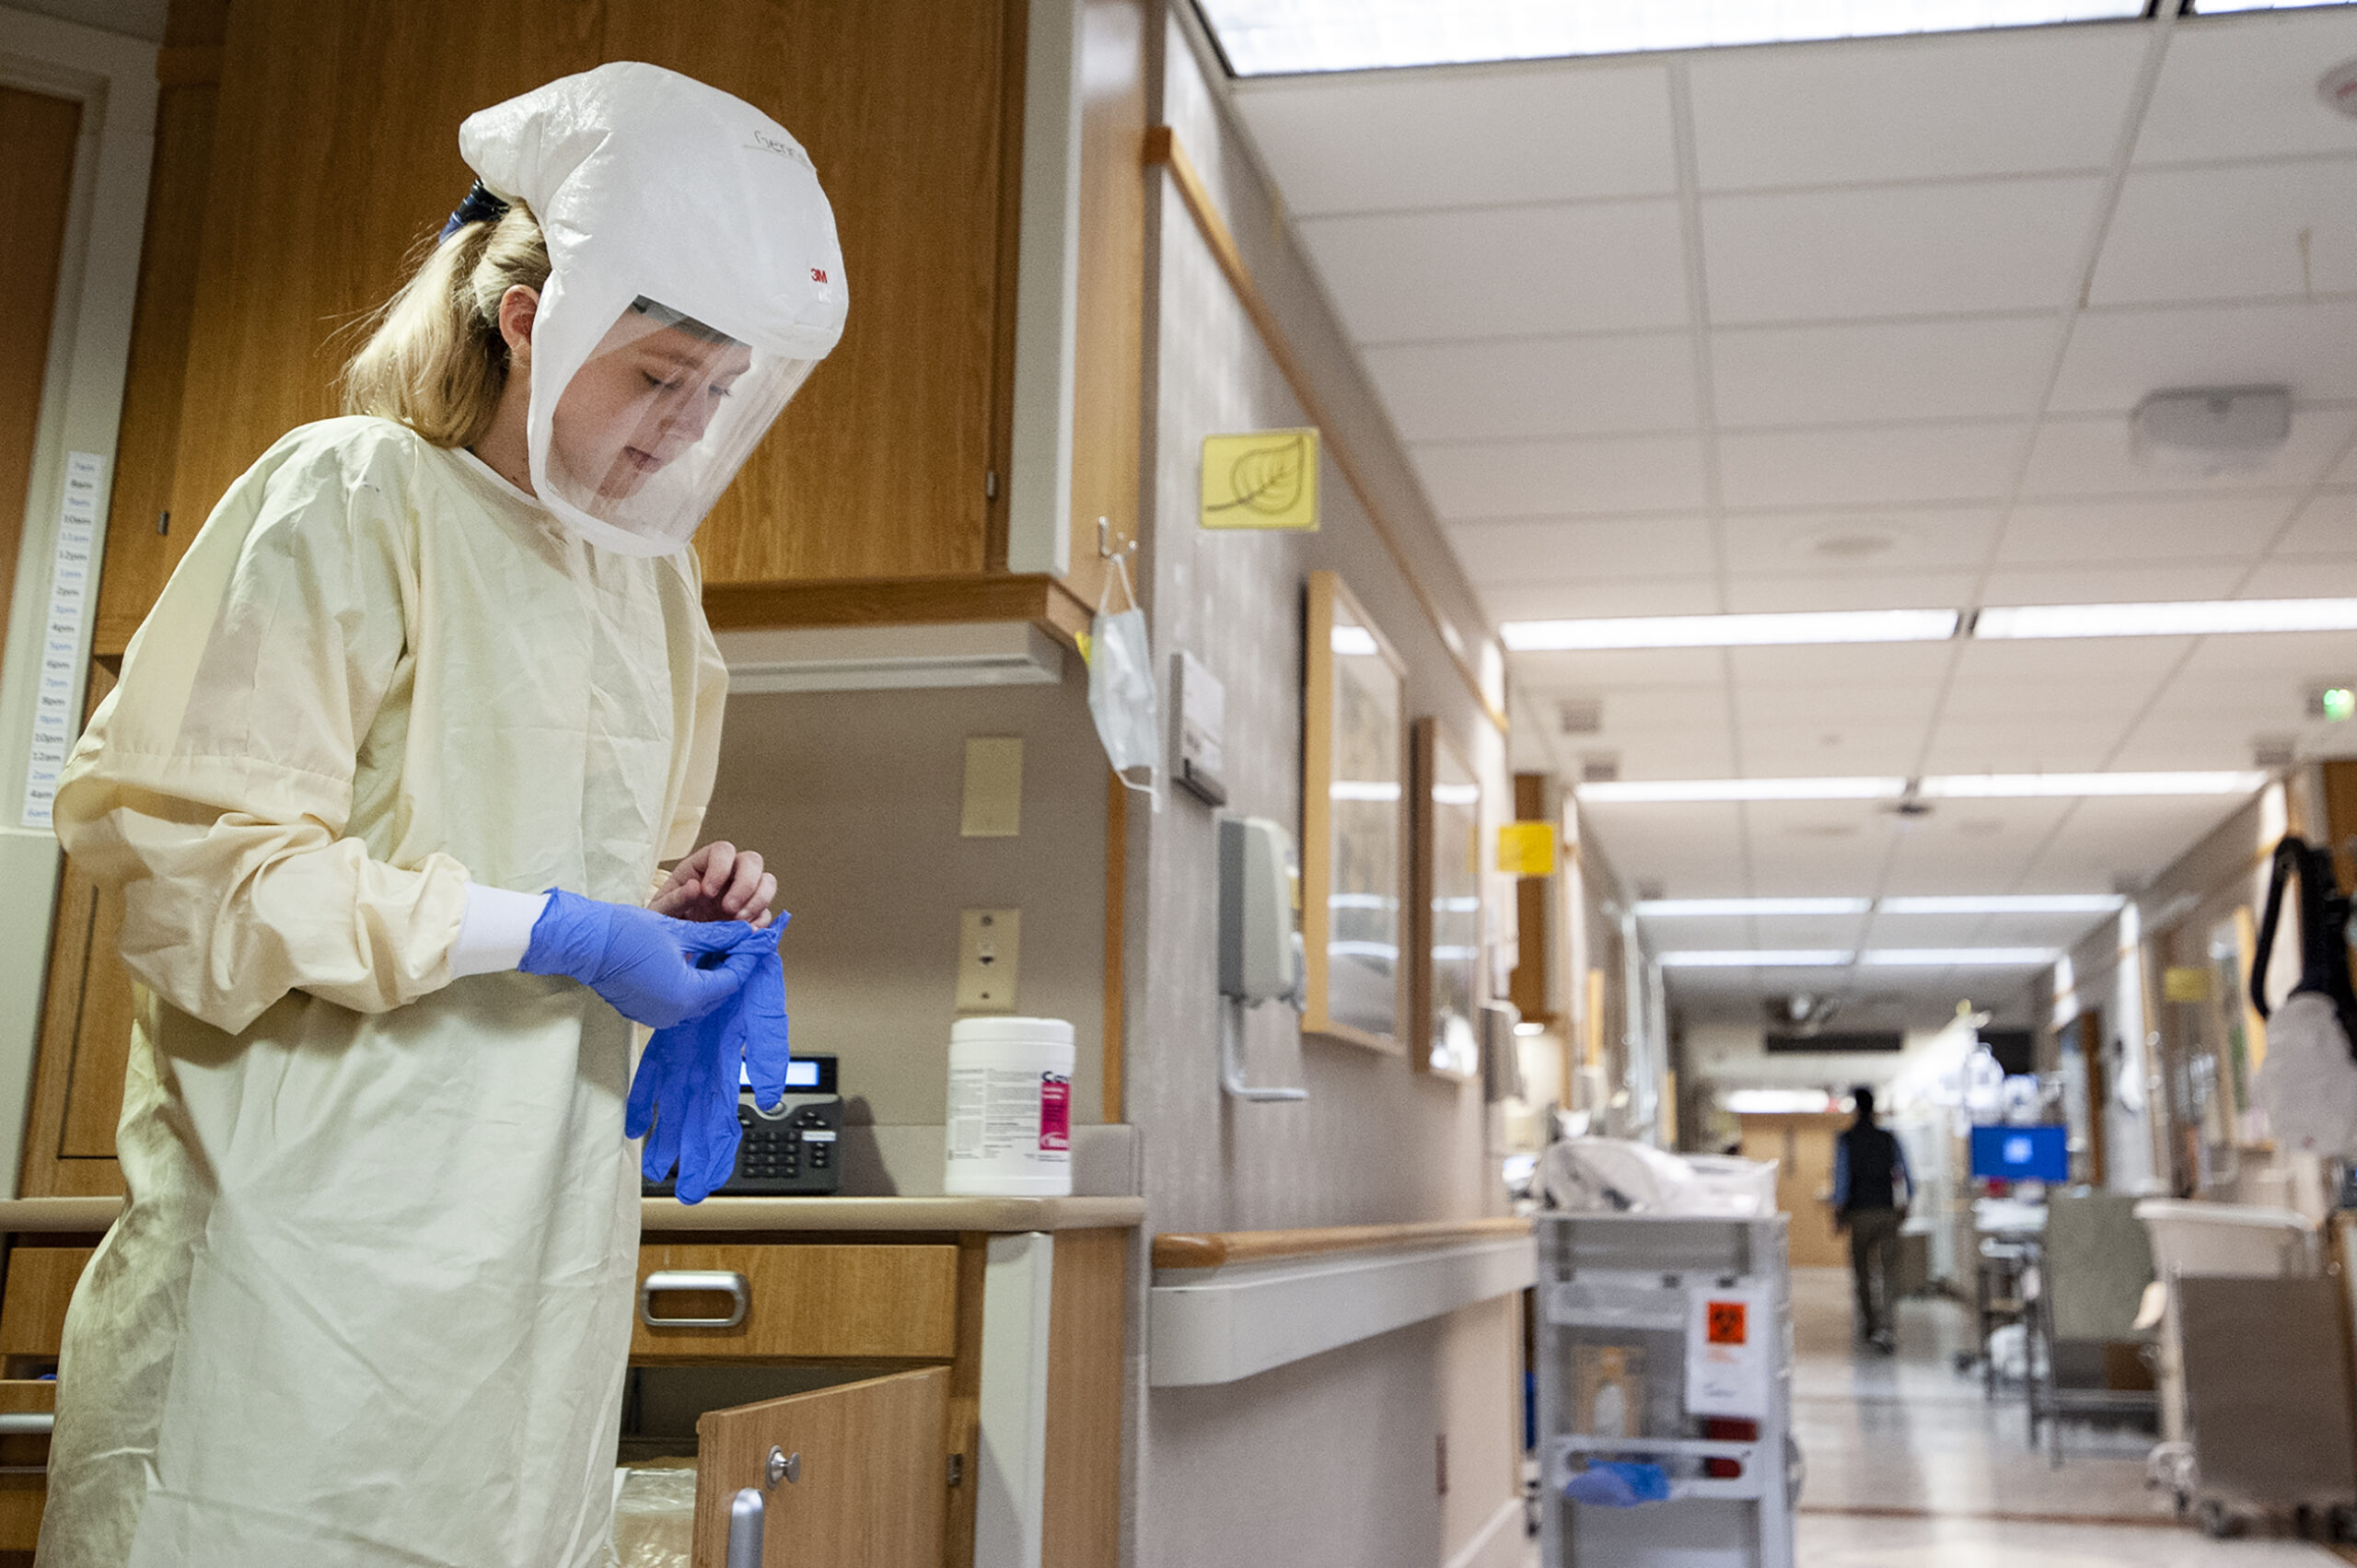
left=451, top=884, right=550, bottom=977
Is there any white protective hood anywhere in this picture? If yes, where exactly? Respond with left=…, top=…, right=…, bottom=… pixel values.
left=460, top=63, right=848, bottom=556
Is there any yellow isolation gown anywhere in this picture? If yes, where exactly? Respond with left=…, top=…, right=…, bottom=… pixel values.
left=36, top=415, right=727, bottom=1567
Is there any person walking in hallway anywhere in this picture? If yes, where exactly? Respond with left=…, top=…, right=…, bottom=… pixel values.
left=1834, top=1086, right=1911, bottom=1354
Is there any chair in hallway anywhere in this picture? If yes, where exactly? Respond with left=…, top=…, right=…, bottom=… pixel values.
left=2025, top=1191, right=2157, bottom=1467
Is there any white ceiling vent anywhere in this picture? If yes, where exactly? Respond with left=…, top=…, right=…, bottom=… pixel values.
left=2131, top=386, right=2291, bottom=474
left=1556, top=696, right=1604, bottom=736
left=717, top=622, right=1066, bottom=695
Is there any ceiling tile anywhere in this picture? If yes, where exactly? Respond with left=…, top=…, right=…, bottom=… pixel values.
left=1723, top=570, right=1982, bottom=612
left=1943, top=663, right=2171, bottom=718
left=1729, top=641, right=1957, bottom=690
left=1232, top=62, right=1678, bottom=215
left=1701, top=178, right=2104, bottom=323
left=2017, top=408, right=2357, bottom=495
left=1738, top=723, right=1927, bottom=775
left=1717, top=423, right=2025, bottom=508
left=1712, top=317, right=2059, bottom=428
left=1513, top=646, right=1728, bottom=689
left=1862, top=911, right=2004, bottom=949
left=1483, top=578, right=1724, bottom=621
left=1720, top=506, right=2003, bottom=574
left=2242, top=556, right=2357, bottom=596
left=2090, top=160, right=2357, bottom=306
left=1980, top=562, right=2250, bottom=604
left=2144, top=672, right=2314, bottom=728
left=2105, top=718, right=2278, bottom=772
left=1415, top=433, right=1709, bottom=518
left=1738, top=682, right=1946, bottom=725
left=1299, top=201, right=1688, bottom=343
left=1449, top=516, right=1714, bottom=582
left=1689, top=24, right=2146, bottom=191
left=2277, top=489, right=2357, bottom=552
left=1600, top=728, right=1744, bottom=780
left=1919, top=716, right=2129, bottom=772
left=2176, top=627, right=2357, bottom=676
left=1994, top=494, right=2295, bottom=564
left=2051, top=300, right=2357, bottom=412
left=2031, top=797, right=2250, bottom=888
left=1576, top=803, right=1750, bottom=898
left=1367, top=332, right=1698, bottom=442
left=1949, top=635, right=2200, bottom=683
left=2134, top=9, right=2357, bottom=167
left=1881, top=800, right=2075, bottom=893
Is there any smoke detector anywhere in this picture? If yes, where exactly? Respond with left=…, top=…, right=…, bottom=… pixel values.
left=2131, top=386, right=2291, bottom=474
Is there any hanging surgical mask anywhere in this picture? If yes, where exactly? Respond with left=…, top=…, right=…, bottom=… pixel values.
left=1086, top=552, right=1160, bottom=806
left=458, top=63, right=848, bottom=556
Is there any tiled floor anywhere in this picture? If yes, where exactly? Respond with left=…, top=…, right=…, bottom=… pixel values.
left=1528, top=1267, right=2348, bottom=1566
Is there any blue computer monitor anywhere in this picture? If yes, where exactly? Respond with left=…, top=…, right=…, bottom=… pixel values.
left=1969, top=1123, right=2070, bottom=1183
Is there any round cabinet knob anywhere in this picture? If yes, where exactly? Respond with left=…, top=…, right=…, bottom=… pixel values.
left=768, top=1446, right=801, bottom=1488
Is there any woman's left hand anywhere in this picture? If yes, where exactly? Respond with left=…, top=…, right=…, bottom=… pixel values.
left=651, top=841, right=778, bottom=928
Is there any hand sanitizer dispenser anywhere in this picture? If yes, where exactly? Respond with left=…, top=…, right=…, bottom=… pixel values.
left=1217, top=816, right=1306, bottom=1101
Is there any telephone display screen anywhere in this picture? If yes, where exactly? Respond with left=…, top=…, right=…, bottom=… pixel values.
left=737, top=1058, right=830, bottom=1092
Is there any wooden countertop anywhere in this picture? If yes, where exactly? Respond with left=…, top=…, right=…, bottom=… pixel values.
left=0, top=1194, right=1145, bottom=1236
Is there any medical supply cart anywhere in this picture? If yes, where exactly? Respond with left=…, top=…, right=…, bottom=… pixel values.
left=1537, top=1212, right=1795, bottom=1568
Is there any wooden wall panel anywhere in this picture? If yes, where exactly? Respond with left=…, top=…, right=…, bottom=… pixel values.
left=90, top=0, right=229, bottom=656
left=1060, top=0, right=1150, bottom=611
left=0, top=87, right=84, bottom=656
left=604, top=0, right=1011, bottom=586
left=1040, top=1227, right=1125, bottom=1568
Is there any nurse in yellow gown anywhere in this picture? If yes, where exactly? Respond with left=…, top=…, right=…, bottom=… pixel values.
left=34, top=64, right=847, bottom=1567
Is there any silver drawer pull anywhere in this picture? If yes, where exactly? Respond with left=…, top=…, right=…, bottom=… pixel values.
left=0, top=1413, right=52, bottom=1436
left=640, top=1270, right=749, bottom=1329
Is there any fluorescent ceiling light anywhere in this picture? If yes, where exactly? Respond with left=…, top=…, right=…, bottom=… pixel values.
left=2190, top=1, right=2349, bottom=11
left=1637, top=898, right=1871, bottom=917
left=1975, top=598, right=2357, bottom=640
left=1502, top=608, right=1957, bottom=652
left=1198, top=0, right=2144, bottom=75
left=1579, top=777, right=1906, bottom=804
left=1923, top=772, right=2267, bottom=798
left=1859, top=947, right=2058, bottom=966
left=1878, top=894, right=2124, bottom=914
left=1658, top=949, right=1854, bottom=968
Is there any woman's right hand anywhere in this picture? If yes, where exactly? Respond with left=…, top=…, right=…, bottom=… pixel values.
left=519, top=889, right=765, bottom=1028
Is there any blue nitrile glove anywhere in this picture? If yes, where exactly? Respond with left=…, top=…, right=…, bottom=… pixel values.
left=630, top=920, right=787, bottom=1203
left=735, top=918, right=791, bottom=1111
left=1563, top=1461, right=1670, bottom=1507
left=518, top=889, right=761, bottom=1029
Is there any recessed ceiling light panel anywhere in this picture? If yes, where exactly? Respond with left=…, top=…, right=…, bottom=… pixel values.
left=1197, top=0, right=2147, bottom=76
left=1504, top=608, right=1957, bottom=652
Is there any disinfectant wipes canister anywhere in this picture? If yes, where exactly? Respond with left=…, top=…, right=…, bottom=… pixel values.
left=945, top=1016, right=1075, bottom=1197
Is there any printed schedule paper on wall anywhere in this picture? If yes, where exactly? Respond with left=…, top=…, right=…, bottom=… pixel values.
left=20, top=451, right=105, bottom=830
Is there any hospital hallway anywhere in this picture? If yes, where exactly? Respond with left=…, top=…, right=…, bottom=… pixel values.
left=1783, top=1268, right=2344, bottom=1567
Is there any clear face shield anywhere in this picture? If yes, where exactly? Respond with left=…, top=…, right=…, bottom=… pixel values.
left=533, top=296, right=817, bottom=558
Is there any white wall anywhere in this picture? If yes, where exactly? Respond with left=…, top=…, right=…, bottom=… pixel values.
left=1120, top=13, right=1523, bottom=1566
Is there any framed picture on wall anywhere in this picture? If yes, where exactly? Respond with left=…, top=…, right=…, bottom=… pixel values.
left=1411, top=718, right=1482, bottom=1080
left=1303, top=571, right=1406, bottom=1052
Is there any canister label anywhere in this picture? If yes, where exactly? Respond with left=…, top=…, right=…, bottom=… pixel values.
left=1039, top=1072, right=1071, bottom=1151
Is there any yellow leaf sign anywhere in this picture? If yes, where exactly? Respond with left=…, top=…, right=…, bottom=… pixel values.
left=1200, top=429, right=1320, bottom=531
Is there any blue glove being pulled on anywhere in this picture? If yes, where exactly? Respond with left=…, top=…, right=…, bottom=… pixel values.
left=519, top=889, right=761, bottom=1029
left=631, top=916, right=792, bottom=1203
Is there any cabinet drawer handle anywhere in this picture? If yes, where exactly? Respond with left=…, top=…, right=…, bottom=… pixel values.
left=640, top=1270, right=749, bottom=1329
left=0, top=1414, right=52, bottom=1436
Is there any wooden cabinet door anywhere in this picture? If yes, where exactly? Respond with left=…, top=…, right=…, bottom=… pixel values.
left=694, top=1366, right=949, bottom=1568
left=602, top=0, right=1016, bottom=587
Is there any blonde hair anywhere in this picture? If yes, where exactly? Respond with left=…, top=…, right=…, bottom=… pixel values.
left=342, top=204, right=549, bottom=447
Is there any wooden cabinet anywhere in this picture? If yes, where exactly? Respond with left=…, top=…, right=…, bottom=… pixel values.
left=693, top=1367, right=950, bottom=1568
left=0, top=1210, right=1133, bottom=1567
left=83, top=0, right=1146, bottom=658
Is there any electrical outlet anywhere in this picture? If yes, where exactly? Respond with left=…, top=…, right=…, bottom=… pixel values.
left=956, top=909, right=1020, bottom=1012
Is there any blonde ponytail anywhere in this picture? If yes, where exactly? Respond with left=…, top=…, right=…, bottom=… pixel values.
left=342, top=204, right=550, bottom=447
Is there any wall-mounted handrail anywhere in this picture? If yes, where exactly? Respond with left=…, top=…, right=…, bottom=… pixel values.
left=1152, top=1215, right=1529, bottom=1272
